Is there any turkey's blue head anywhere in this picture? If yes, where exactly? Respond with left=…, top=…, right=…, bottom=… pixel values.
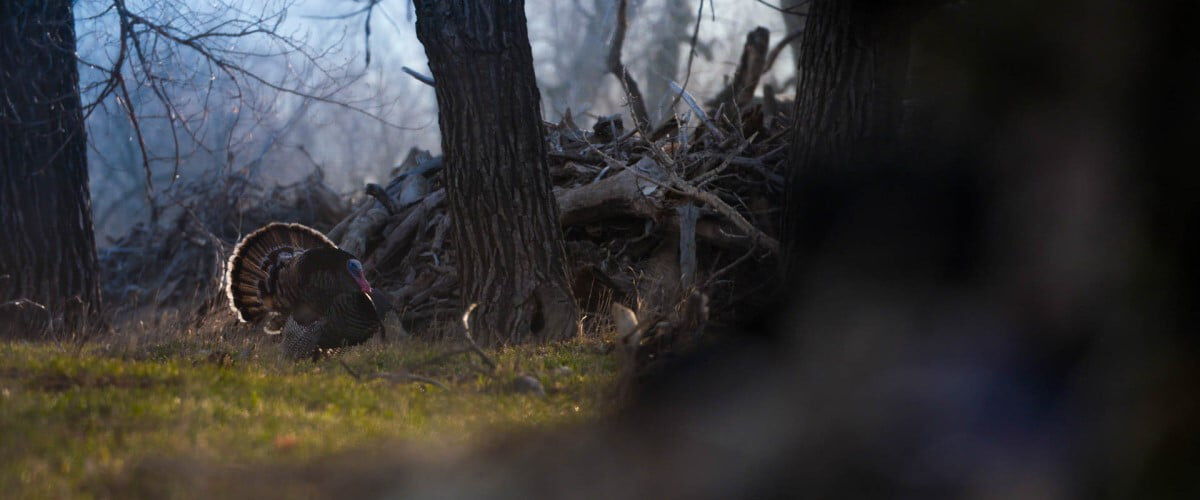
left=346, top=259, right=371, bottom=294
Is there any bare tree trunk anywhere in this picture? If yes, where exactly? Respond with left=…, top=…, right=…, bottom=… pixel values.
left=0, top=0, right=102, bottom=334
left=780, top=0, right=810, bottom=71
left=414, top=0, right=580, bottom=345
left=641, top=0, right=694, bottom=123
left=543, top=0, right=640, bottom=117
left=782, top=0, right=915, bottom=274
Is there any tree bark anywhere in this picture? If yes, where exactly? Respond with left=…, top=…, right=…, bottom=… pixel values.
left=782, top=0, right=915, bottom=274
left=0, top=0, right=102, bottom=333
left=414, top=0, right=580, bottom=345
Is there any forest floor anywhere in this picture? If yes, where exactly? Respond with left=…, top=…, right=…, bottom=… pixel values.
left=0, top=334, right=618, bottom=498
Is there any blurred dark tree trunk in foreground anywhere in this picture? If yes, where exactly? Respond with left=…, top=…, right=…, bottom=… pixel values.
left=414, top=0, right=579, bottom=345
left=782, top=0, right=916, bottom=276
left=0, top=0, right=101, bottom=335
left=119, top=1, right=1200, bottom=497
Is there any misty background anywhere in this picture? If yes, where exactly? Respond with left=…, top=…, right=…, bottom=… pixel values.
left=75, top=0, right=797, bottom=242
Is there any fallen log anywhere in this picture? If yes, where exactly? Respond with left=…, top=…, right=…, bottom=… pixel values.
left=556, top=169, right=662, bottom=226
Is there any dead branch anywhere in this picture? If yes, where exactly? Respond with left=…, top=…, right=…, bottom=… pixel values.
left=670, top=81, right=726, bottom=142
left=340, top=357, right=449, bottom=390
left=372, top=371, right=450, bottom=390
left=667, top=0, right=708, bottom=119
left=460, top=304, right=497, bottom=372
left=402, top=66, right=436, bottom=87
left=365, top=183, right=398, bottom=215
left=710, top=27, right=771, bottom=120
left=764, top=28, right=806, bottom=74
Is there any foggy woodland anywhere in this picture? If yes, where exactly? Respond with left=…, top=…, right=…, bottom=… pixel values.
left=1, top=0, right=1197, bottom=498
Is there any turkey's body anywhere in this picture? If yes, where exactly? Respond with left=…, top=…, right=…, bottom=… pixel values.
left=225, top=223, right=383, bottom=359
left=281, top=292, right=381, bottom=357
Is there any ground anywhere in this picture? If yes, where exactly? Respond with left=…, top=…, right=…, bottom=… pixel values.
left=0, top=334, right=618, bottom=498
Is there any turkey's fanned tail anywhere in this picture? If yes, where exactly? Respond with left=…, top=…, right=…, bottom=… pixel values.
left=225, top=222, right=335, bottom=323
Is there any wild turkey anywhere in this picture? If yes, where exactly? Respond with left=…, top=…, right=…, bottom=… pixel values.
left=225, top=222, right=387, bottom=359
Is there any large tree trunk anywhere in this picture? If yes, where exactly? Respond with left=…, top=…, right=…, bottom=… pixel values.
left=782, top=0, right=915, bottom=273
left=414, top=0, right=580, bottom=345
left=0, top=0, right=102, bottom=334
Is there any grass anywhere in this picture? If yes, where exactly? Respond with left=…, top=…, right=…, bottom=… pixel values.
left=0, top=335, right=619, bottom=498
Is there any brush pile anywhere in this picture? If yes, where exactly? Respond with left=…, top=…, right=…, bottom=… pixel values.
left=332, top=101, right=790, bottom=334
left=100, top=102, right=789, bottom=335
left=99, top=169, right=348, bottom=318
left=102, top=27, right=793, bottom=336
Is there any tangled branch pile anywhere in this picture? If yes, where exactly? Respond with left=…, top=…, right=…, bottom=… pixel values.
left=99, top=169, right=348, bottom=319
left=100, top=100, right=788, bottom=339
left=101, top=24, right=793, bottom=338
left=332, top=102, right=789, bottom=336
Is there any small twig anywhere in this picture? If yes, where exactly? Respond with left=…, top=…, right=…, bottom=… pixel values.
left=755, top=0, right=811, bottom=16
left=372, top=372, right=450, bottom=390
left=706, top=242, right=759, bottom=286
left=670, top=81, right=726, bottom=142
left=363, top=0, right=378, bottom=67
left=402, top=66, right=436, bottom=87
left=633, top=139, right=781, bottom=254
left=592, top=165, right=612, bottom=183
left=695, top=134, right=758, bottom=187
left=338, top=358, right=363, bottom=380
left=341, top=358, right=449, bottom=390
left=666, top=0, right=706, bottom=119
left=461, top=303, right=497, bottom=372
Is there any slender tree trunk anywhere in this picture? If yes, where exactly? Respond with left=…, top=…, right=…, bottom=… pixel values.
left=0, top=0, right=102, bottom=334
left=642, top=0, right=693, bottom=123
left=553, top=0, right=616, bottom=114
left=414, top=0, right=580, bottom=345
left=543, top=0, right=642, bottom=117
left=782, top=0, right=915, bottom=275
left=780, top=0, right=810, bottom=71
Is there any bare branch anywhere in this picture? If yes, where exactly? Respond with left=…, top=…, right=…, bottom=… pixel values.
left=764, top=29, right=805, bottom=74
left=667, top=0, right=707, bottom=118
left=402, top=66, right=436, bottom=87
left=461, top=304, right=497, bottom=372
left=670, top=81, right=726, bottom=142
left=756, top=0, right=811, bottom=15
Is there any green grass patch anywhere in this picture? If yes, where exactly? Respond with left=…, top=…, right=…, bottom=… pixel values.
left=0, top=337, right=618, bottom=498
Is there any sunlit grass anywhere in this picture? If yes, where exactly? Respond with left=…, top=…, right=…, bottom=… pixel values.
left=0, top=336, right=618, bottom=498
